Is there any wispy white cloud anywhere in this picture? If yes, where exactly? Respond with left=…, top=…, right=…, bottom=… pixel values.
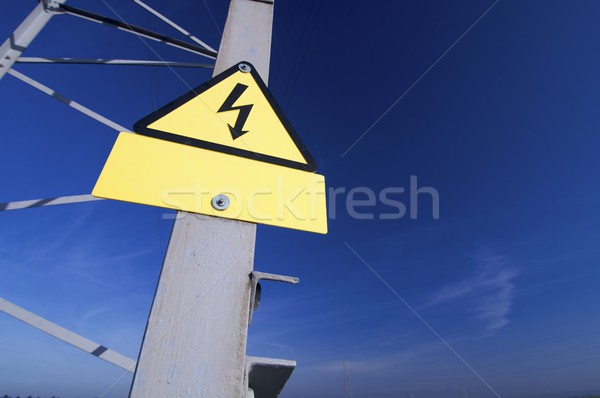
left=81, top=306, right=113, bottom=323
left=424, top=254, right=518, bottom=335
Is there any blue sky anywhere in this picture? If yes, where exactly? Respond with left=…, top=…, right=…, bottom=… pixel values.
left=2, top=0, right=600, bottom=397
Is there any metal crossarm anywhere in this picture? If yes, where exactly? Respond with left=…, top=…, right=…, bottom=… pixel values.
left=0, top=297, right=137, bottom=373
left=16, top=57, right=214, bottom=68
left=8, top=68, right=131, bottom=133
left=0, top=0, right=66, bottom=80
left=0, top=194, right=103, bottom=212
left=55, top=3, right=217, bottom=60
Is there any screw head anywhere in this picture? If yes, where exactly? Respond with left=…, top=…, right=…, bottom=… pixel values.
left=238, top=63, right=251, bottom=73
left=211, top=194, right=230, bottom=211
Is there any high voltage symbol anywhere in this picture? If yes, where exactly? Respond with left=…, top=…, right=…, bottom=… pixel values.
left=218, top=83, right=254, bottom=139
left=130, top=61, right=318, bottom=172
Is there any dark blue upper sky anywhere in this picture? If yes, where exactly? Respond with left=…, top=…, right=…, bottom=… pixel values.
left=1, top=1, right=600, bottom=397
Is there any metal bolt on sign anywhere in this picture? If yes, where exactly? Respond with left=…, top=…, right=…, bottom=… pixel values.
left=239, top=62, right=252, bottom=73
left=212, top=194, right=230, bottom=210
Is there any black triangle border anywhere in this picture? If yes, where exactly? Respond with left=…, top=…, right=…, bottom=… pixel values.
left=133, top=62, right=318, bottom=172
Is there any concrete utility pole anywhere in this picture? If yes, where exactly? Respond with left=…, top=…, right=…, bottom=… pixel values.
left=129, top=0, right=275, bottom=396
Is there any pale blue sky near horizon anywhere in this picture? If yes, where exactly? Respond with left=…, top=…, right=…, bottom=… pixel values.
left=1, top=1, right=600, bottom=397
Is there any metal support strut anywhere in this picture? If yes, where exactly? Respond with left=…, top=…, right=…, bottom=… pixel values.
left=0, top=0, right=66, bottom=80
left=0, top=297, right=136, bottom=372
left=16, top=57, right=213, bottom=69
left=8, top=68, right=131, bottom=132
left=54, top=3, right=217, bottom=59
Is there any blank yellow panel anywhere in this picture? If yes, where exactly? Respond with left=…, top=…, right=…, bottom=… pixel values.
left=93, top=133, right=328, bottom=234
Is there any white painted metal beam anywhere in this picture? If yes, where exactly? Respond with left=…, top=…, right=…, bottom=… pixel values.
left=17, top=57, right=213, bottom=69
left=57, top=3, right=217, bottom=60
left=0, top=0, right=66, bottom=80
left=0, top=194, right=103, bottom=212
left=8, top=68, right=131, bottom=133
left=0, top=297, right=136, bottom=373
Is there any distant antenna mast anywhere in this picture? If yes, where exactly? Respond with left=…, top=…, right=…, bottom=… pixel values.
left=343, top=361, right=354, bottom=398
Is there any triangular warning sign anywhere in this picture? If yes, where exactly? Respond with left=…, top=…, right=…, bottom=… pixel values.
left=133, top=62, right=317, bottom=172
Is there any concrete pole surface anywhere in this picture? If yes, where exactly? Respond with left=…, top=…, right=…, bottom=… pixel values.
left=129, top=0, right=274, bottom=396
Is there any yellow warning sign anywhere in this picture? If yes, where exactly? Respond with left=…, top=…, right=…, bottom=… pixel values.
left=93, top=62, right=327, bottom=234
left=134, top=62, right=316, bottom=172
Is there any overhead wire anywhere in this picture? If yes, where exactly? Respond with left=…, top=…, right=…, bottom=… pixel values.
left=279, top=0, right=325, bottom=170
left=147, top=0, right=159, bottom=110
left=272, top=0, right=299, bottom=85
left=132, top=0, right=217, bottom=53
left=203, top=0, right=222, bottom=36
left=281, top=0, right=323, bottom=111
left=280, top=0, right=314, bottom=110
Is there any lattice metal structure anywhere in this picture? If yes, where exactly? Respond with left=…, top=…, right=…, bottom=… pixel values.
left=0, top=1, right=298, bottom=397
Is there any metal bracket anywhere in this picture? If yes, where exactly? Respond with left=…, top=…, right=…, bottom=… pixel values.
left=42, top=0, right=65, bottom=13
left=245, top=356, right=296, bottom=398
left=249, top=271, right=299, bottom=325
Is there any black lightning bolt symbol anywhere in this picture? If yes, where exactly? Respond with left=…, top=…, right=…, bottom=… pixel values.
left=217, top=83, right=254, bottom=140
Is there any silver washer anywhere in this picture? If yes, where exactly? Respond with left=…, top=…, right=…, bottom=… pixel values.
left=211, top=194, right=230, bottom=211
left=238, top=63, right=251, bottom=73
